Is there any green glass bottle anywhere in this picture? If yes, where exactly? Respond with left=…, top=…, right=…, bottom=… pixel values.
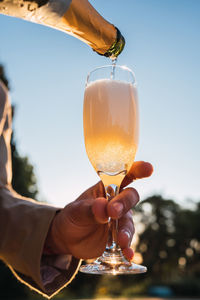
left=0, top=0, right=125, bottom=58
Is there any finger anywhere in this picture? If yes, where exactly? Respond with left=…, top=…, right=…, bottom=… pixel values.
left=64, top=199, right=96, bottom=226
left=107, top=188, right=139, bottom=219
left=122, top=247, right=134, bottom=261
left=121, top=161, right=153, bottom=189
left=76, top=181, right=105, bottom=201
left=118, top=211, right=134, bottom=249
left=92, top=197, right=109, bottom=224
left=118, top=211, right=135, bottom=261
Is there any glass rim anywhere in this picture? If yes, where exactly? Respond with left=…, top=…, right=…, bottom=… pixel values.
left=86, top=64, right=137, bottom=86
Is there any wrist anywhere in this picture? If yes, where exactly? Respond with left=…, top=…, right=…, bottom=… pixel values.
left=43, top=211, right=71, bottom=255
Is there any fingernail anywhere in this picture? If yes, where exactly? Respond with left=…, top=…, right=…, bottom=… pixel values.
left=122, top=229, right=131, bottom=240
left=112, top=202, right=123, bottom=216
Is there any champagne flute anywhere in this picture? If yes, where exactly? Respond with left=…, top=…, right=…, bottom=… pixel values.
left=80, top=65, right=146, bottom=274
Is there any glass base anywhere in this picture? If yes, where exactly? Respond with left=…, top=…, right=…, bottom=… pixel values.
left=79, top=248, right=147, bottom=275
left=80, top=260, right=147, bottom=275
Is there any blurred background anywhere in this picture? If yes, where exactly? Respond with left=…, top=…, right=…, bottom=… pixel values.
left=0, top=0, right=200, bottom=299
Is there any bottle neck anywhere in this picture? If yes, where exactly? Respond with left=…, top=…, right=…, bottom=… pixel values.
left=99, top=27, right=125, bottom=59
left=57, top=0, right=117, bottom=55
left=0, top=0, right=125, bottom=57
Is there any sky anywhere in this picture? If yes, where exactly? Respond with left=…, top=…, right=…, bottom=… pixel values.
left=0, top=0, right=200, bottom=208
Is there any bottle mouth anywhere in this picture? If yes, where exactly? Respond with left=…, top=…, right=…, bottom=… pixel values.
left=103, top=27, right=125, bottom=59
left=94, top=27, right=125, bottom=59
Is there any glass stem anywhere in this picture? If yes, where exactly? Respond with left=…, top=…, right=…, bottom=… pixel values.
left=105, top=184, right=120, bottom=252
left=98, top=183, right=129, bottom=267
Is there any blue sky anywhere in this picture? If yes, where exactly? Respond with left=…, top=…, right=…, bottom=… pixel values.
left=0, top=0, right=200, bottom=207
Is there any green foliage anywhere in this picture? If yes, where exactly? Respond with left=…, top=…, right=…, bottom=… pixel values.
left=94, top=275, right=123, bottom=298
left=136, top=196, right=182, bottom=281
left=61, top=273, right=101, bottom=299
left=0, top=64, right=38, bottom=298
left=0, top=64, right=38, bottom=199
left=11, top=130, right=38, bottom=199
left=0, top=64, right=9, bottom=90
left=133, top=195, right=200, bottom=295
left=170, top=277, right=200, bottom=296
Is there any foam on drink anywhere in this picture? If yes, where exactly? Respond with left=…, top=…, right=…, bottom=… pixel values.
left=83, top=79, right=139, bottom=186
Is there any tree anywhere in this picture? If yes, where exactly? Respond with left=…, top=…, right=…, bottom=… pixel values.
left=135, top=195, right=200, bottom=295
left=0, top=65, right=10, bottom=89
left=11, top=117, right=38, bottom=199
left=0, top=64, right=38, bottom=198
left=0, top=64, right=39, bottom=298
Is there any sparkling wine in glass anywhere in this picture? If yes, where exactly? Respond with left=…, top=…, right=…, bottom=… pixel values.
left=80, top=65, right=146, bottom=274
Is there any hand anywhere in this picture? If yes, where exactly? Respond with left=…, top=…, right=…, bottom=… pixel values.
left=44, top=161, right=153, bottom=261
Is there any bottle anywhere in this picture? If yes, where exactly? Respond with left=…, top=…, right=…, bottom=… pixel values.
left=0, top=0, right=125, bottom=58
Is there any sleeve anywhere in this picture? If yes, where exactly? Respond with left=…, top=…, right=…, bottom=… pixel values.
left=0, top=0, right=72, bottom=27
left=0, top=188, right=81, bottom=298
